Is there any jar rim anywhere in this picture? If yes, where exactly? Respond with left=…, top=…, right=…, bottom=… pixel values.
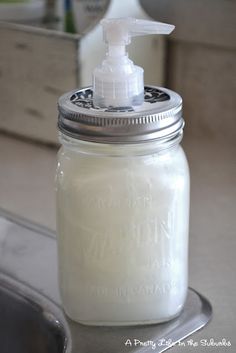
left=58, top=85, right=184, bottom=144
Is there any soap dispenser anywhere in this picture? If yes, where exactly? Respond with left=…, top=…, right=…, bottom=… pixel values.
left=56, top=18, right=190, bottom=326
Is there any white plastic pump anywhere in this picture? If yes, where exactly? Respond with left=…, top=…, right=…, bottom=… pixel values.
left=93, top=17, right=175, bottom=108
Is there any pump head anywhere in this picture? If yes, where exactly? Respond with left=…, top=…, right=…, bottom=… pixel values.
left=93, top=17, right=175, bottom=108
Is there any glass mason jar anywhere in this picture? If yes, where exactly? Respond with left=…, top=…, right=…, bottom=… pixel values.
left=56, top=86, right=190, bottom=326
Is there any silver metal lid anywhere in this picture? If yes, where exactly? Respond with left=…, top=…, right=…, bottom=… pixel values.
left=58, top=85, right=184, bottom=143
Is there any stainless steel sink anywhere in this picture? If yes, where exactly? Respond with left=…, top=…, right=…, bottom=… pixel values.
left=0, top=275, right=69, bottom=353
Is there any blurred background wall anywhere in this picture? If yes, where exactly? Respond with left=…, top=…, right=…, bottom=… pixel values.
left=141, top=0, right=236, bottom=144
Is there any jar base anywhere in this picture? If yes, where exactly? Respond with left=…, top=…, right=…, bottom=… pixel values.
left=64, top=307, right=183, bottom=327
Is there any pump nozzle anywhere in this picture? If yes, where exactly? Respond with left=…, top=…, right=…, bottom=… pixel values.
left=93, top=17, right=175, bottom=108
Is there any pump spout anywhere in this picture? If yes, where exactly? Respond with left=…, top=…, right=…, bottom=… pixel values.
left=102, top=18, right=175, bottom=43
left=93, top=18, right=175, bottom=108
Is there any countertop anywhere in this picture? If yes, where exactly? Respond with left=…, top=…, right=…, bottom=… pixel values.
left=0, top=133, right=235, bottom=352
